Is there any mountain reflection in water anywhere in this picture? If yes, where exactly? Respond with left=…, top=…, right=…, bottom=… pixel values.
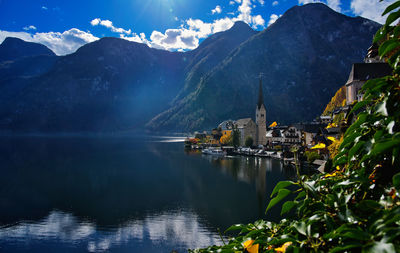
left=0, top=135, right=295, bottom=252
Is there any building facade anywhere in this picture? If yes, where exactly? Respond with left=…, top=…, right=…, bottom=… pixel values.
left=346, top=44, right=392, bottom=105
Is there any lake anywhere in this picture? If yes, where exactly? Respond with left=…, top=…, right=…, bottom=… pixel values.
left=0, top=135, right=296, bottom=252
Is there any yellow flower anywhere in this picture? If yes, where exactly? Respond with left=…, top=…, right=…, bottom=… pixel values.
left=325, top=171, right=337, bottom=178
left=275, top=242, right=293, bottom=252
left=243, top=239, right=259, bottom=253
left=326, top=123, right=337, bottom=129
left=336, top=166, right=340, bottom=171
left=327, top=136, right=338, bottom=142
left=311, top=143, right=326, bottom=149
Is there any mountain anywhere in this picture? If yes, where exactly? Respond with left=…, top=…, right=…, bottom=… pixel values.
left=0, top=37, right=187, bottom=131
left=147, top=3, right=381, bottom=131
left=0, top=21, right=257, bottom=132
left=0, top=38, right=58, bottom=108
left=176, top=21, right=257, bottom=101
left=0, top=37, right=55, bottom=62
left=0, top=3, right=382, bottom=133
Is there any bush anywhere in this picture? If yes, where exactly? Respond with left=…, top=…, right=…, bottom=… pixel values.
left=245, top=136, right=253, bottom=147
left=305, top=151, right=320, bottom=163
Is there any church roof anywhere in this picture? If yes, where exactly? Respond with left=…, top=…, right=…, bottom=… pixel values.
left=235, top=118, right=254, bottom=128
left=257, top=78, right=265, bottom=109
left=346, top=63, right=392, bottom=86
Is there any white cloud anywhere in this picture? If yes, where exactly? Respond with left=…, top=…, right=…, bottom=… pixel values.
left=42, top=6, right=48, bottom=10
left=23, top=25, right=37, bottom=31
left=258, top=0, right=265, bottom=5
left=350, top=0, right=397, bottom=24
left=90, top=18, right=131, bottom=35
left=268, top=14, right=279, bottom=26
left=211, top=5, right=222, bottom=14
left=272, top=1, right=279, bottom=6
left=229, top=1, right=235, bottom=5
left=326, top=0, right=341, bottom=12
left=143, top=0, right=266, bottom=50
left=252, top=15, right=265, bottom=27
left=298, top=0, right=317, bottom=4
left=1, top=0, right=268, bottom=53
left=120, top=32, right=148, bottom=44
left=0, top=28, right=99, bottom=55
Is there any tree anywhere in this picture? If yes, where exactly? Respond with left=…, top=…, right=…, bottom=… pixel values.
left=232, top=126, right=240, bottom=147
left=304, top=150, right=320, bottom=163
left=245, top=136, right=253, bottom=147
left=220, top=134, right=232, bottom=145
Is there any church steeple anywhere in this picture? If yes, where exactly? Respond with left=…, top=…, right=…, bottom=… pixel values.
left=256, top=75, right=267, bottom=146
left=257, top=76, right=264, bottom=109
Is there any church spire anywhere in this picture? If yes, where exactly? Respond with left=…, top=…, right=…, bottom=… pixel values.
left=257, top=75, right=264, bottom=109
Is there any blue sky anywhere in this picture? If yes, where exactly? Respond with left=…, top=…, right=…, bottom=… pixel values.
left=0, top=0, right=395, bottom=55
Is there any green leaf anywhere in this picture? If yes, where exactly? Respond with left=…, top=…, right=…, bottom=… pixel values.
left=386, top=10, right=400, bottom=26
left=330, top=244, right=363, bottom=253
left=374, top=28, right=386, bottom=43
left=281, top=201, right=297, bottom=215
left=266, top=189, right=291, bottom=213
left=374, top=130, right=385, bottom=142
left=341, top=230, right=370, bottom=241
left=334, top=155, right=347, bottom=166
left=350, top=100, right=372, bottom=114
left=293, top=221, right=307, bottom=236
left=380, top=40, right=400, bottom=57
left=270, top=181, right=296, bottom=197
left=383, top=1, right=400, bottom=16
left=376, top=99, right=389, bottom=116
left=393, top=146, right=400, bottom=165
left=393, top=173, right=400, bottom=188
left=294, top=190, right=306, bottom=200
left=348, top=141, right=366, bottom=161
left=370, top=138, right=400, bottom=156
left=225, top=224, right=245, bottom=232
left=357, top=200, right=382, bottom=212
left=363, top=241, right=396, bottom=253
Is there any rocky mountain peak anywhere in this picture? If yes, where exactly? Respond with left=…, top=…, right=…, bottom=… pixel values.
left=0, top=37, right=55, bottom=62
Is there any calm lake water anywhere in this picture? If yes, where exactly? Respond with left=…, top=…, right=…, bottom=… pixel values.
left=0, top=135, right=296, bottom=252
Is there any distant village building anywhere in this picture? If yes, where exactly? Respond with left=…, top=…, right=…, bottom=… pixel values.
left=319, top=115, right=332, bottom=124
left=218, top=120, right=235, bottom=130
left=294, top=123, right=325, bottom=146
left=346, top=44, right=392, bottom=105
left=282, top=126, right=301, bottom=145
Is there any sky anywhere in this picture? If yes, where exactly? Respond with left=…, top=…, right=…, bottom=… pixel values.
left=0, top=0, right=396, bottom=55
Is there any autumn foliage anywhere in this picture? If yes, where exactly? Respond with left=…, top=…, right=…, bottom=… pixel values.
left=322, top=85, right=346, bottom=115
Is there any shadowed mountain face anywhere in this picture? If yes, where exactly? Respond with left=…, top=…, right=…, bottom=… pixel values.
left=0, top=4, right=381, bottom=133
left=147, top=3, right=381, bottom=131
left=0, top=37, right=55, bottom=62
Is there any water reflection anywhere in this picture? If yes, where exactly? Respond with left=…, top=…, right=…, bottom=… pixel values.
left=0, top=210, right=221, bottom=252
left=0, top=136, right=295, bottom=252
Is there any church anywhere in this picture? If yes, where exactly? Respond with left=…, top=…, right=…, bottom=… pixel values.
left=234, top=77, right=267, bottom=146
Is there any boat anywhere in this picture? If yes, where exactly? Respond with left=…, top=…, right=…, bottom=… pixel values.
left=202, top=148, right=226, bottom=156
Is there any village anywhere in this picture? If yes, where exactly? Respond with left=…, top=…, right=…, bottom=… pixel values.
left=184, top=43, right=392, bottom=172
